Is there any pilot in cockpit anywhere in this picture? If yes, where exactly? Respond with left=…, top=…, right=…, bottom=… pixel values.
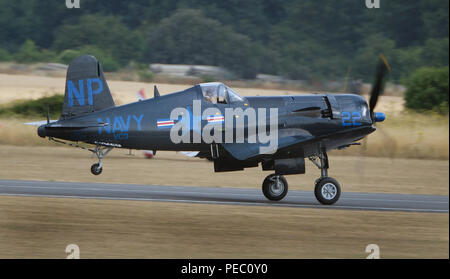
left=204, top=88, right=217, bottom=104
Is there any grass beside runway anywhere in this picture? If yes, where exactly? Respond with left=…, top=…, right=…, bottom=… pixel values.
left=0, top=196, right=447, bottom=258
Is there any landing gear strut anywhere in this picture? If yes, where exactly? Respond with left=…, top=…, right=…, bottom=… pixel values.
left=309, top=151, right=341, bottom=205
left=262, top=173, right=288, bottom=201
left=90, top=145, right=113, bottom=175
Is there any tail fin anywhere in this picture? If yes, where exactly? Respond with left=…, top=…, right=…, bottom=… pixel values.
left=60, top=55, right=115, bottom=119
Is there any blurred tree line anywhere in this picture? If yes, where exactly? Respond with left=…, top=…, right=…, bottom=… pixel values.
left=0, top=0, right=448, bottom=82
left=405, top=66, right=448, bottom=114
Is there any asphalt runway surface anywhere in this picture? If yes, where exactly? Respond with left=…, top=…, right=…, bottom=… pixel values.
left=0, top=179, right=448, bottom=213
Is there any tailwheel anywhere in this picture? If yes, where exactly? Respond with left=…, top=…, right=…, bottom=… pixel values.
left=262, top=174, right=288, bottom=201
left=314, top=177, right=341, bottom=205
left=90, top=163, right=102, bottom=175
left=89, top=145, right=113, bottom=176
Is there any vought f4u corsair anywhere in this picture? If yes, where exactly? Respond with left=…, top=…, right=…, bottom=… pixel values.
left=35, top=55, right=389, bottom=205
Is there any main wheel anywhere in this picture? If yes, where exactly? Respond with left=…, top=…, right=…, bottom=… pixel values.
left=262, top=174, right=288, bottom=201
left=90, top=163, right=102, bottom=175
left=314, top=177, right=341, bottom=205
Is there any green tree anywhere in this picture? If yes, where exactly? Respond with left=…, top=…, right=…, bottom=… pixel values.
left=395, top=46, right=424, bottom=80
left=404, top=67, right=449, bottom=113
left=0, top=0, right=447, bottom=81
left=14, top=40, right=42, bottom=63
left=57, top=46, right=120, bottom=72
left=144, top=9, right=263, bottom=78
left=0, top=48, right=11, bottom=61
left=421, top=0, right=449, bottom=39
left=0, top=0, right=40, bottom=49
left=421, top=38, right=449, bottom=67
left=53, top=15, right=143, bottom=65
left=352, top=34, right=398, bottom=81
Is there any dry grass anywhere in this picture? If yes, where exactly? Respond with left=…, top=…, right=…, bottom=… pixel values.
left=0, top=196, right=447, bottom=258
left=336, top=111, right=449, bottom=160
left=0, top=145, right=448, bottom=195
left=0, top=73, right=404, bottom=108
left=0, top=62, right=409, bottom=95
left=0, top=119, right=56, bottom=146
left=0, top=73, right=313, bottom=105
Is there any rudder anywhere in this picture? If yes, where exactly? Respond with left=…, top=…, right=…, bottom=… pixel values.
left=61, top=55, right=115, bottom=119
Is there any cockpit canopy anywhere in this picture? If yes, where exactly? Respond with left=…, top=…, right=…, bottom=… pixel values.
left=199, top=82, right=244, bottom=104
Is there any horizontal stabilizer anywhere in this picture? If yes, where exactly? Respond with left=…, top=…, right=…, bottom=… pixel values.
left=25, top=120, right=57, bottom=126
left=48, top=121, right=109, bottom=128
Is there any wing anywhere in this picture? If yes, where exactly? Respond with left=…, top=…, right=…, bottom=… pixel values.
left=180, top=151, right=200, bottom=157
left=221, top=129, right=315, bottom=161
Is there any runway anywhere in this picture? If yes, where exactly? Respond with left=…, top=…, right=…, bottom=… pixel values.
left=0, top=179, right=448, bottom=213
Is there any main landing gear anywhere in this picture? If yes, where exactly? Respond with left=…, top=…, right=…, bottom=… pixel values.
left=262, top=174, right=288, bottom=201
left=261, top=151, right=341, bottom=205
left=308, top=152, right=341, bottom=205
left=90, top=145, right=113, bottom=175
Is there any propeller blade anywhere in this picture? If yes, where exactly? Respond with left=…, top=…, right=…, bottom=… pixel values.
left=369, top=54, right=391, bottom=113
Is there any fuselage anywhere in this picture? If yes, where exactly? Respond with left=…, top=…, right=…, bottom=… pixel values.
left=39, top=84, right=376, bottom=160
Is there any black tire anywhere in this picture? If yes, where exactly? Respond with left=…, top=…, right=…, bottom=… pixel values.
left=314, top=177, right=341, bottom=205
left=90, top=163, right=102, bottom=175
left=262, top=174, right=288, bottom=201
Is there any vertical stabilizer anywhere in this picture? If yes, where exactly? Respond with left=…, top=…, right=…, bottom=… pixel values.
left=61, top=55, right=115, bottom=119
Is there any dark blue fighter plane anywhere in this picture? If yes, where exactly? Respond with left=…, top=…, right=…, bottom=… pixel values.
left=35, top=55, right=388, bottom=205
